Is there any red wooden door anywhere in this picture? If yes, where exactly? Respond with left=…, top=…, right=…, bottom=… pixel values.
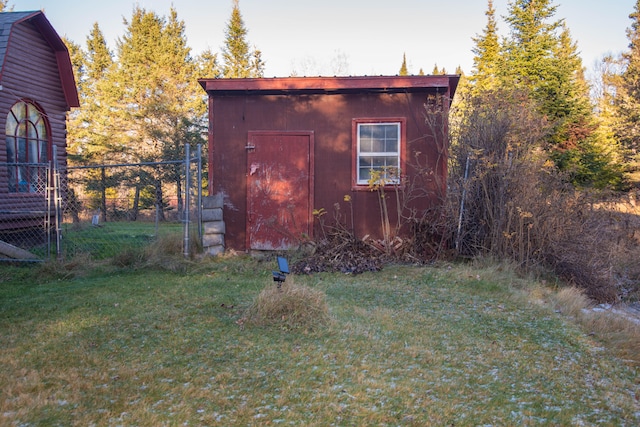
left=246, top=132, right=313, bottom=250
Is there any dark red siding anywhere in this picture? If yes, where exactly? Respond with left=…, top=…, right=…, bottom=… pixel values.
left=201, top=76, right=458, bottom=251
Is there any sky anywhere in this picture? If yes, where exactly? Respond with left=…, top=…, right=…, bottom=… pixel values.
left=7, top=0, right=638, bottom=77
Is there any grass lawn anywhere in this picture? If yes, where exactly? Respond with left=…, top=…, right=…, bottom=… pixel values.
left=60, top=221, right=184, bottom=259
left=0, top=256, right=638, bottom=426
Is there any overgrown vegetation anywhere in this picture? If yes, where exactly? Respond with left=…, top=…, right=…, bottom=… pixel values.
left=445, top=88, right=640, bottom=303
left=1, top=257, right=638, bottom=425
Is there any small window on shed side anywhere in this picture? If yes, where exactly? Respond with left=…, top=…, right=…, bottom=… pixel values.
left=352, top=118, right=406, bottom=188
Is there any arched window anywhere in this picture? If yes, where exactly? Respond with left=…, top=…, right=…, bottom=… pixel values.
left=5, top=101, right=50, bottom=193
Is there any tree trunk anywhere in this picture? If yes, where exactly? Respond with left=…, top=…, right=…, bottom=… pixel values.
left=155, top=177, right=165, bottom=222
left=176, top=165, right=183, bottom=221
left=100, top=167, right=107, bottom=223
left=130, top=185, right=140, bottom=221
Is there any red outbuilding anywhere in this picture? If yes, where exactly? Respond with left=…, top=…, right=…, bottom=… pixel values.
left=199, top=75, right=459, bottom=252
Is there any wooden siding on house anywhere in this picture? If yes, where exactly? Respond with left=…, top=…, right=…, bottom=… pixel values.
left=0, top=13, right=77, bottom=229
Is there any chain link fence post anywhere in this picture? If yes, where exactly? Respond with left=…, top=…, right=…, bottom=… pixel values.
left=183, top=143, right=191, bottom=258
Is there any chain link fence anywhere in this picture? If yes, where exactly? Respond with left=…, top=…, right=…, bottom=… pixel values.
left=0, top=161, right=53, bottom=261
left=0, top=144, right=203, bottom=262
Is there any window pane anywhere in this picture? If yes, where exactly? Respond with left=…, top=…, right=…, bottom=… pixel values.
left=27, top=122, right=37, bottom=139
left=373, top=157, right=387, bottom=167
left=383, top=124, right=397, bottom=137
left=28, top=105, right=40, bottom=123
left=385, top=125, right=399, bottom=152
left=37, top=120, right=47, bottom=139
left=371, top=125, right=384, bottom=140
left=359, top=123, right=399, bottom=154
left=6, top=137, right=16, bottom=192
left=6, top=101, right=49, bottom=192
left=5, top=114, right=16, bottom=136
left=30, top=166, right=38, bottom=191
left=370, top=138, right=384, bottom=152
left=18, top=138, right=26, bottom=162
left=17, top=122, right=27, bottom=137
left=39, top=141, right=48, bottom=162
left=6, top=136, right=15, bottom=162
left=359, top=156, right=372, bottom=168
left=359, top=125, right=372, bottom=139
left=359, top=168, right=371, bottom=182
left=360, top=137, right=372, bottom=153
left=12, top=102, right=26, bottom=122
left=29, top=140, right=38, bottom=163
left=18, top=165, right=27, bottom=192
left=385, top=139, right=398, bottom=152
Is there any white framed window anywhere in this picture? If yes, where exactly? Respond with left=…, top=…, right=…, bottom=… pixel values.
left=355, top=121, right=402, bottom=186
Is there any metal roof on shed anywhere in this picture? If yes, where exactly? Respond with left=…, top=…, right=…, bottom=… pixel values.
left=199, top=75, right=460, bottom=97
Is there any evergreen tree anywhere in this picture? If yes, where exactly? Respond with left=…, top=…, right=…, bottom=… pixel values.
left=399, top=53, right=408, bottom=75
left=112, top=7, right=206, bottom=219
left=85, top=23, right=113, bottom=83
left=221, top=0, right=264, bottom=78
left=197, top=48, right=222, bottom=79
left=470, top=0, right=501, bottom=94
left=65, top=25, right=122, bottom=220
left=549, top=19, right=624, bottom=188
left=612, top=0, right=640, bottom=156
left=68, top=24, right=121, bottom=163
left=499, top=0, right=624, bottom=188
left=114, top=7, right=204, bottom=161
left=62, top=36, right=85, bottom=160
left=547, top=24, right=593, bottom=144
left=502, top=0, right=560, bottom=94
left=63, top=37, right=85, bottom=94
left=251, top=47, right=266, bottom=77
left=431, top=64, right=445, bottom=75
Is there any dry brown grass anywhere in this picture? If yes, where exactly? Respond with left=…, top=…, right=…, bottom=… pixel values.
left=109, top=232, right=199, bottom=272
left=585, top=311, right=640, bottom=364
left=36, top=252, right=97, bottom=280
left=551, top=285, right=640, bottom=364
left=552, top=286, right=593, bottom=317
left=244, top=276, right=330, bottom=330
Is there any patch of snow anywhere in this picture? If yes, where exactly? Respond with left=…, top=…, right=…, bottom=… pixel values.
left=583, top=303, right=640, bottom=325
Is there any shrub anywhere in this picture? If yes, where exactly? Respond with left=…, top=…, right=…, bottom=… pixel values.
left=445, top=88, right=640, bottom=302
left=244, top=276, right=330, bottom=330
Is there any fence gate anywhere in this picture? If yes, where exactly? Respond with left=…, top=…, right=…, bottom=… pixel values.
left=0, top=160, right=55, bottom=262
